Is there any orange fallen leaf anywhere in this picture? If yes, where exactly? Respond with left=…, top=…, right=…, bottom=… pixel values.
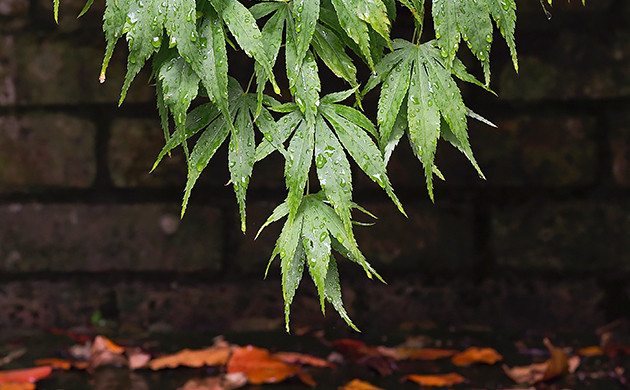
left=92, top=335, right=125, bottom=354
left=149, top=346, right=231, bottom=370
left=404, top=373, right=466, bottom=387
left=0, top=366, right=53, bottom=384
left=273, top=352, right=336, bottom=368
left=0, top=383, right=36, bottom=390
left=227, top=345, right=315, bottom=386
left=339, top=378, right=385, bottom=390
left=451, top=347, right=503, bottom=366
left=503, top=338, right=569, bottom=384
left=34, top=358, right=72, bottom=370
left=577, top=346, right=604, bottom=357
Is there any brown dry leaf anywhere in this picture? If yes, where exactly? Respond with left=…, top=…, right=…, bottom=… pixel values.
left=404, top=373, right=466, bottom=387
left=339, top=378, right=385, bottom=390
left=177, top=373, right=247, bottom=390
left=503, top=338, right=569, bottom=384
left=0, top=383, right=36, bottom=390
left=227, top=345, right=315, bottom=386
left=273, top=352, right=336, bottom=368
left=451, top=347, right=503, bottom=366
left=149, top=346, right=231, bottom=370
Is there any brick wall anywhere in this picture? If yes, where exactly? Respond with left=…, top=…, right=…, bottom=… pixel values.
left=0, top=0, right=629, bottom=333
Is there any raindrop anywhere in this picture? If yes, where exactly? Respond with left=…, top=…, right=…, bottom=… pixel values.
left=316, top=154, right=327, bottom=168
left=485, top=33, right=492, bottom=42
left=151, top=36, right=161, bottom=48
left=335, top=234, right=344, bottom=243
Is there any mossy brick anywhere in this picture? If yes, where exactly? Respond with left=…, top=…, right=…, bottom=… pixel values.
left=438, top=116, right=597, bottom=188
left=491, top=200, right=630, bottom=271
left=351, top=202, right=475, bottom=271
left=0, top=113, right=96, bottom=189
left=609, top=112, right=630, bottom=186
left=5, top=34, right=154, bottom=106
left=499, top=24, right=630, bottom=100
left=109, top=117, right=231, bottom=189
left=0, top=204, right=223, bottom=272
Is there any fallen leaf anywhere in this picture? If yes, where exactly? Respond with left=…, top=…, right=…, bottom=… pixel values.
left=339, top=378, right=384, bottom=390
left=227, top=345, right=315, bottom=386
left=568, top=355, right=581, bottom=374
left=127, top=347, right=152, bottom=370
left=332, top=340, right=396, bottom=375
left=93, top=336, right=125, bottom=354
left=577, top=346, right=603, bottom=357
left=149, top=346, right=231, bottom=370
left=451, top=347, right=503, bottom=366
left=398, top=348, right=459, bottom=361
left=34, top=358, right=72, bottom=370
left=503, top=338, right=569, bottom=384
left=0, top=383, right=35, bottom=390
left=404, top=373, right=466, bottom=387
left=0, top=366, right=53, bottom=384
left=89, top=336, right=127, bottom=369
left=273, top=352, right=336, bottom=368
left=177, top=373, right=247, bottom=390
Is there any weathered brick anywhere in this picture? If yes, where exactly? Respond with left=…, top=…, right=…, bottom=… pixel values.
left=231, top=201, right=283, bottom=275
left=468, top=116, right=597, bottom=187
left=610, top=112, right=630, bottom=186
left=109, top=118, right=187, bottom=188
left=0, top=113, right=96, bottom=189
left=352, top=202, right=475, bottom=271
left=35, top=0, right=104, bottom=33
left=4, top=34, right=154, bottom=106
left=109, top=117, right=234, bottom=189
left=0, top=36, right=17, bottom=104
left=0, top=204, right=223, bottom=272
left=0, top=0, right=28, bottom=32
left=499, top=26, right=630, bottom=100
left=355, top=275, right=605, bottom=333
left=491, top=200, right=630, bottom=271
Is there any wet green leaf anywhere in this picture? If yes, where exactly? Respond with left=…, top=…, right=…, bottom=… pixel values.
left=301, top=198, right=332, bottom=313
left=291, top=0, right=320, bottom=69
left=229, top=97, right=256, bottom=232
left=324, top=256, right=358, bottom=331
left=312, top=25, right=359, bottom=89
left=484, top=0, right=518, bottom=72
left=285, top=120, right=315, bottom=220
left=330, top=0, right=374, bottom=69
left=158, top=56, right=200, bottom=132
left=377, top=56, right=412, bottom=144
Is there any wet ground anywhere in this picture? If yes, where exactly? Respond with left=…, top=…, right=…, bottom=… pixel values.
left=1, top=326, right=628, bottom=389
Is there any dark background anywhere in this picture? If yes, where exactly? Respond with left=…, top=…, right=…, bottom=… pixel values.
left=0, top=0, right=629, bottom=334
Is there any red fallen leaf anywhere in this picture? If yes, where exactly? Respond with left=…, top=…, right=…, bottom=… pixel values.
left=273, top=352, right=336, bottom=368
left=451, top=347, right=503, bottom=366
left=0, top=366, right=53, bottom=384
left=404, top=373, right=466, bottom=387
left=149, top=346, right=231, bottom=370
left=0, top=383, right=36, bottom=390
left=503, top=338, right=569, bottom=384
left=48, top=328, right=92, bottom=344
left=339, top=378, right=385, bottom=390
left=227, top=345, right=315, bottom=386
left=332, top=340, right=396, bottom=375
